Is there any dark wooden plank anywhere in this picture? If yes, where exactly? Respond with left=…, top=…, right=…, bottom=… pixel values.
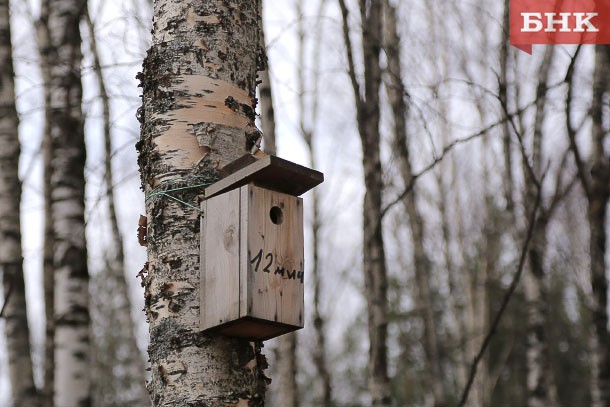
left=218, top=154, right=259, bottom=178
left=205, top=154, right=324, bottom=198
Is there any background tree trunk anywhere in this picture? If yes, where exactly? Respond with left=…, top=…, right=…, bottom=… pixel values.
left=259, top=5, right=299, bottom=406
left=339, top=0, right=390, bottom=404
left=136, top=0, right=269, bottom=404
left=523, top=45, right=559, bottom=407
left=382, top=2, right=444, bottom=404
left=299, top=1, right=333, bottom=404
left=258, top=4, right=276, bottom=158
left=84, top=8, right=150, bottom=405
left=35, top=0, right=56, bottom=403
left=587, top=46, right=610, bottom=406
left=47, top=0, right=91, bottom=404
left=295, top=1, right=333, bottom=404
left=0, top=0, right=39, bottom=404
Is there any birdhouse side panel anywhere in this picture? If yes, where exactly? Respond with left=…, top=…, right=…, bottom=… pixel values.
left=200, top=189, right=241, bottom=331
left=244, top=185, right=304, bottom=328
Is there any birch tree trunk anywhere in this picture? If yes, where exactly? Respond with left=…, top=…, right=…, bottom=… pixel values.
left=338, top=1, right=390, bottom=404
left=35, top=1, right=56, bottom=403
left=47, top=0, right=91, bottom=404
left=136, top=0, right=269, bottom=404
left=0, top=1, right=39, bottom=404
left=523, top=45, right=559, bottom=407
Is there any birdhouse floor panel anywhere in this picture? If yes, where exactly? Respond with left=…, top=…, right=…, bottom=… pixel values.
left=206, top=317, right=302, bottom=341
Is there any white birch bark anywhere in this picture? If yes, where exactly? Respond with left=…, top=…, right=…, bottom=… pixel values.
left=523, top=45, right=559, bottom=407
left=34, top=1, right=55, bottom=403
left=0, top=0, right=39, bottom=404
left=47, top=0, right=91, bottom=404
left=136, top=0, right=270, bottom=404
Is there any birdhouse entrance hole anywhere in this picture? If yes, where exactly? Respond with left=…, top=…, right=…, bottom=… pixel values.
left=270, top=206, right=283, bottom=224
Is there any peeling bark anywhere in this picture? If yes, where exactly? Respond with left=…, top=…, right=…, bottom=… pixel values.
left=137, top=0, right=269, bottom=404
left=0, top=0, right=39, bottom=404
left=47, top=0, right=91, bottom=404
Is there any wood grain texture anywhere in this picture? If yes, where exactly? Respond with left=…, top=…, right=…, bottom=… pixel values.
left=246, top=185, right=304, bottom=327
left=201, top=188, right=241, bottom=330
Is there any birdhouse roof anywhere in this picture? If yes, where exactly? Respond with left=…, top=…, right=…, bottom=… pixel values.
left=204, top=154, right=324, bottom=199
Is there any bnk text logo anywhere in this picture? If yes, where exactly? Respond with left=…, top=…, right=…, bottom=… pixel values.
left=510, top=0, right=610, bottom=53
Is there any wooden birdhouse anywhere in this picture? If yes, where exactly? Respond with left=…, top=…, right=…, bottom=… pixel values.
left=200, top=155, right=324, bottom=340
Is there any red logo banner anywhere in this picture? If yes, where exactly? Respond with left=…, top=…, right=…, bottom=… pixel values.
left=510, top=0, right=610, bottom=53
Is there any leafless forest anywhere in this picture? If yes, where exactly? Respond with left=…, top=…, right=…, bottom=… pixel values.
left=0, top=0, right=609, bottom=405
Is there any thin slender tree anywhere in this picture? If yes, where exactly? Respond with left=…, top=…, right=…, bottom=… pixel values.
left=84, top=7, right=150, bottom=405
left=567, top=45, right=610, bottom=407
left=381, top=1, right=444, bottom=403
left=296, top=0, right=333, bottom=404
left=338, top=0, right=390, bottom=404
left=522, top=45, right=560, bottom=407
left=34, top=0, right=55, bottom=403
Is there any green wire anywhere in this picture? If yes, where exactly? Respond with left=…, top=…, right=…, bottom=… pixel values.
left=144, top=176, right=215, bottom=212
left=148, top=192, right=202, bottom=212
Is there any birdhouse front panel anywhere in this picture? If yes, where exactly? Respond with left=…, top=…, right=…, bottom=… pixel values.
left=245, top=184, right=304, bottom=327
left=200, top=183, right=304, bottom=340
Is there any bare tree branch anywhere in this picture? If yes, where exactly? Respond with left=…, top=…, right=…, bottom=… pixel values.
left=381, top=113, right=512, bottom=218
left=459, top=172, right=544, bottom=407
left=0, top=279, right=14, bottom=318
left=338, top=0, right=362, bottom=107
left=564, top=45, right=591, bottom=200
